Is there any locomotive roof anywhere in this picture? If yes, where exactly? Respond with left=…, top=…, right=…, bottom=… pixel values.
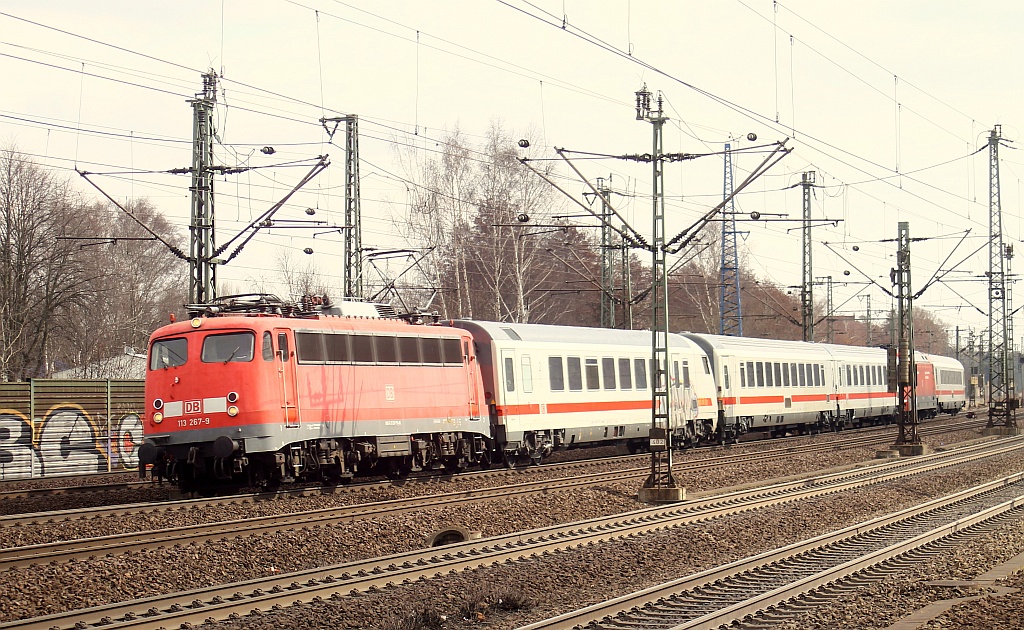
left=452, top=320, right=700, bottom=350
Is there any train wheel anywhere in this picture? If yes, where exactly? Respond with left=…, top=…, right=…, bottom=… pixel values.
left=385, top=458, right=409, bottom=480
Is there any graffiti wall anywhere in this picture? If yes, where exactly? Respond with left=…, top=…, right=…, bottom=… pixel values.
left=0, top=380, right=144, bottom=480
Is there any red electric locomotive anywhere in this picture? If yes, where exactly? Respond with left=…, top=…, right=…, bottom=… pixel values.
left=139, top=295, right=490, bottom=491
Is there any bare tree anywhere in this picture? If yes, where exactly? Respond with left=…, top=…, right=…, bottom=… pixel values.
left=275, top=250, right=333, bottom=299
left=0, top=148, right=97, bottom=380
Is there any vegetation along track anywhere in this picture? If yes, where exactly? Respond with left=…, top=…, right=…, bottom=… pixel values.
left=520, top=472, right=1024, bottom=630
left=2, top=434, right=1020, bottom=630
left=0, top=417, right=985, bottom=526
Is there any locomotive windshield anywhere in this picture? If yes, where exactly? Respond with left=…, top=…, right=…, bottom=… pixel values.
left=150, top=338, right=188, bottom=370
left=201, top=332, right=255, bottom=363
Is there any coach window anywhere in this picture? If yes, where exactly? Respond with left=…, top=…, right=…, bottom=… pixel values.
left=739, top=364, right=746, bottom=388
left=682, top=362, right=691, bottom=388
left=567, top=357, right=583, bottom=391
left=756, top=362, right=765, bottom=387
left=723, top=364, right=731, bottom=390
left=202, top=332, right=255, bottom=364
left=782, top=363, right=790, bottom=387
left=521, top=356, right=534, bottom=393
left=602, top=358, right=616, bottom=390
left=618, top=358, right=633, bottom=389
left=815, top=365, right=822, bottom=387
left=846, top=365, right=852, bottom=386
left=295, top=332, right=325, bottom=363
left=702, top=356, right=711, bottom=374
left=859, top=365, right=866, bottom=387
left=504, top=357, right=515, bottom=392
left=790, top=363, right=798, bottom=388
left=634, top=358, right=648, bottom=390
left=549, top=357, right=565, bottom=391
left=585, top=358, right=600, bottom=390
left=798, top=364, right=806, bottom=387
left=150, top=337, right=187, bottom=370
left=764, top=362, right=773, bottom=387
left=773, top=363, right=782, bottom=387
left=746, top=362, right=755, bottom=387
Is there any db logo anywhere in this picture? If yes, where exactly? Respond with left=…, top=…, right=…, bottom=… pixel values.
left=184, top=400, right=202, bottom=414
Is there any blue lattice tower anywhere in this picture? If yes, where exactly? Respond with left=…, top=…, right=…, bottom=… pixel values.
left=719, top=143, right=743, bottom=336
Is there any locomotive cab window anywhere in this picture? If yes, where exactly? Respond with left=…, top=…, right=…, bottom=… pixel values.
left=150, top=338, right=188, bottom=370
left=277, top=332, right=290, bottom=362
left=202, top=332, right=255, bottom=363
left=261, top=332, right=274, bottom=361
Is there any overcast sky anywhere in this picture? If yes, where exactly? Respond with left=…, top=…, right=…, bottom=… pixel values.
left=1, top=1, right=1021, bottom=341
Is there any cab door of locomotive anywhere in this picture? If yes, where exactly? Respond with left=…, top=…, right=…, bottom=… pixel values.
left=465, top=339, right=480, bottom=419
left=274, top=328, right=300, bottom=427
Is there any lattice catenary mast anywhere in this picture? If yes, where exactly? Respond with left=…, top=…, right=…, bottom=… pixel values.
left=987, top=124, right=1017, bottom=429
left=719, top=143, right=743, bottom=336
left=800, top=171, right=816, bottom=342
left=188, top=71, right=218, bottom=305
left=635, top=86, right=681, bottom=501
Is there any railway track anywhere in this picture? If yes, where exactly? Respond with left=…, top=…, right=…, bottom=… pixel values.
left=0, top=417, right=986, bottom=526
left=1, top=433, right=1020, bottom=630
left=520, top=471, right=1024, bottom=629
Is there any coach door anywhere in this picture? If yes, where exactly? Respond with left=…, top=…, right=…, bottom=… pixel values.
left=500, top=348, right=519, bottom=421
left=275, top=329, right=300, bottom=427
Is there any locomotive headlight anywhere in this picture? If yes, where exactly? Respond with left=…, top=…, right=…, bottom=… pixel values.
left=227, top=406, right=239, bottom=417
left=153, top=412, right=164, bottom=424
left=190, top=318, right=202, bottom=328
left=227, top=391, right=239, bottom=403
left=153, top=398, right=163, bottom=410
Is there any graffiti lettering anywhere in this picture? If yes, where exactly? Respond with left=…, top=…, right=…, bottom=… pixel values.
left=0, top=412, right=43, bottom=480
left=36, top=406, right=107, bottom=477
